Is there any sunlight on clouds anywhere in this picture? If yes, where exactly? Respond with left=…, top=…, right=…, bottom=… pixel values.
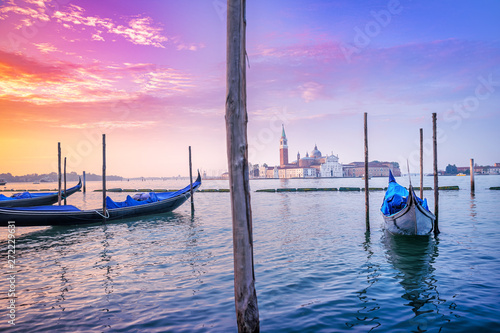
left=0, top=0, right=168, bottom=48
left=53, top=5, right=168, bottom=48
left=0, top=50, right=194, bottom=105
left=34, top=42, right=57, bottom=53
left=299, top=81, right=325, bottom=103
left=24, top=0, right=47, bottom=8
left=0, top=2, right=50, bottom=28
left=135, top=70, right=194, bottom=95
left=91, top=33, right=104, bottom=41
left=0, top=59, right=125, bottom=105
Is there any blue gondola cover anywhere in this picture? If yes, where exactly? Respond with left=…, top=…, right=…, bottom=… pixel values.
left=381, top=170, right=429, bottom=216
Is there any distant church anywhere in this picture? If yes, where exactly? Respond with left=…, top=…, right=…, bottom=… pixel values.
left=260, top=125, right=343, bottom=178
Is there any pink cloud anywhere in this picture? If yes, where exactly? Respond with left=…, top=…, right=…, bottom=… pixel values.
left=53, top=5, right=168, bottom=48
left=252, top=40, right=345, bottom=64
left=299, top=81, right=326, bottom=102
left=0, top=50, right=194, bottom=105
left=34, top=42, right=57, bottom=53
left=1, top=1, right=169, bottom=48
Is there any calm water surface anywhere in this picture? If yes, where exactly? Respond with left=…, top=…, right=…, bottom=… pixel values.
left=1, top=175, right=500, bottom=332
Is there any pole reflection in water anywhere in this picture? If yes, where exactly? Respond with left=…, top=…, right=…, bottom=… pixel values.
left=346, top=231, right=381, bottom=331
left=383, top=232, right=444, bottom=330
left=98, top=225, right=114, bottom=301
left=184, top=213, right=208, bottom=291
left=54, top=253, right=69, bottom=315
left=469, top=193, right=477, bottom=220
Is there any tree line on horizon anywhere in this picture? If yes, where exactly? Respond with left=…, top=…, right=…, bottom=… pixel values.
left=0, top=172, right=123, bottom=183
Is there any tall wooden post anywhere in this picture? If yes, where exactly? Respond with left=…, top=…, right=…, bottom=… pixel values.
left=102, top=134, right=107, bottom=223
left=58, top=142, right=62, bottom=205
left=470, top=158, right=475, bottom=194
left=364, top=112, right=369, bottom=231
left=83, top=171, right=86, bottom=193
left=420, top=128, right=424, bottom=199
left=226, top=0, right=259, bottom=331
left=189, top=146, right=194, bottom=212
left=64, top=157, right=67, bottom=205
left=432, top=113, right=439, bottom=234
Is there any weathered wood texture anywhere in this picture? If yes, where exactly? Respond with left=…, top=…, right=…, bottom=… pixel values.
left=58, top=142, right=62, bottom=205
left=420, top=128, right=424, bottom=199
left=64, top=157, right=67, bottom=205
left=364, top=112, right=369, bottom=230
left=102, top=134, right=106, bottom=223
left=432, top=113, right=439, bottom=234
left=470, top=158, right=475, bottom=194
left=226, top=0, right=259, bottom=331
left=189, top=145, right=194, bottom=211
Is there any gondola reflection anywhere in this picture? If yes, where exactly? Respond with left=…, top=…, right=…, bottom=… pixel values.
left=383, top=232, right=442, bottom=325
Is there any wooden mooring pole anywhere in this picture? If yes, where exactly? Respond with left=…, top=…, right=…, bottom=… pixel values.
left=64, top=157, right=67, bottom=205
left=432, top=113, right=440, bottom=235
left=83, top=171, right=86, bottom=193
left=226, top=0, right=260, bottom=331
left=189, top=146, right=194, bottom=212
left=470, top=158, right=475, bottom=194
left=364, top=112, right=369, bottom=231
left=58, top=142, right=62, bottom=206
left=102, top=134, right=107, bottom=223
left=420, top=128, right=424, bottom=199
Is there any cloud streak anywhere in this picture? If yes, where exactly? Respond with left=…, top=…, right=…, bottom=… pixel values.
left=1, top=0, right=169, bottom=48
left=0, top=50, right=194, bottom=105
left=249, top=36, right=500, bottom=107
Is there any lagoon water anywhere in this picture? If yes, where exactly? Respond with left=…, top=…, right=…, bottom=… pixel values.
left=1, top=175, right=500, bottom=332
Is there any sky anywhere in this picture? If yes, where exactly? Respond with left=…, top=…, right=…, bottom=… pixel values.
left=0, top=0, right=499, bottom=178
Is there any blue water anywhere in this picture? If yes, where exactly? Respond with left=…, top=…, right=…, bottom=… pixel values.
left=1, top=175, right=500, bottom=332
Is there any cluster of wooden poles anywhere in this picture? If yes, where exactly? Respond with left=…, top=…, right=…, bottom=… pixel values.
left=363, top=113, right=477, bottom=236
left=56, top=135, right=197, bottom=225
left=225, top=1, right=479, bottom=331
left=363, top=112, right=442, bottom=234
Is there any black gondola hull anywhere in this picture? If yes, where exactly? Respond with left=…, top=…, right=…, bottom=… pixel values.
left=0, top=176, right=200, bottom=227
left=382, top=185, right=435, bottom=235
left=0, top=178, right=82, bottom=208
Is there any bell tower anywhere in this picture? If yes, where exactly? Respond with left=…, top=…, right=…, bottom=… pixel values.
left=280, top=124, right=288, bottom=167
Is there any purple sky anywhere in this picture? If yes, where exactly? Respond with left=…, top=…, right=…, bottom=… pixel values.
left=1, top=0, right=499, bottom=177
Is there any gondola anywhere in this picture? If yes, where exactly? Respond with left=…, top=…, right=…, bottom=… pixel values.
left=381, top=170, right=435, bottom=235
left=0, top=173, right=201, bottom=227
left=0, top=178, right=82, bottom=208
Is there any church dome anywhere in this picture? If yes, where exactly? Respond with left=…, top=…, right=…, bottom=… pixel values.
left=310, top=144, right=322, bottom=158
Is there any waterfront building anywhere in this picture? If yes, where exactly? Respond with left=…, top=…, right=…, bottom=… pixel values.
left=342, top=161, right=401, bottom=178
left=260, top=125, right=343, bottom=178
left=456, top=163, right=500, bottom=175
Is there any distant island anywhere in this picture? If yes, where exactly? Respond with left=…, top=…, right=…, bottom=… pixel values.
left=0, top=172, right=123, bottom=183
left=244, top=125, right=401, bottom=179
left=444, top=163, right=500, bottom=175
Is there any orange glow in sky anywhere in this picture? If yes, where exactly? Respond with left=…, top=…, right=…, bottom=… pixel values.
left=1, top=1, right=499, bottom=177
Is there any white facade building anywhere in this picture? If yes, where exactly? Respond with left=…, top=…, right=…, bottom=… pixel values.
left=278, top=167, right=317, bottom=179
left=320, top=154, right=343, bottom=177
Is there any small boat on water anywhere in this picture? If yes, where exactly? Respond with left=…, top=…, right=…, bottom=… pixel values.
left=0, top=173, right=201, bottom=227
left=0, top=179, right=82, bottom=208
left=0, top=179, right=6, bottom=186
left=381, top=170, right=435, bottom=235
